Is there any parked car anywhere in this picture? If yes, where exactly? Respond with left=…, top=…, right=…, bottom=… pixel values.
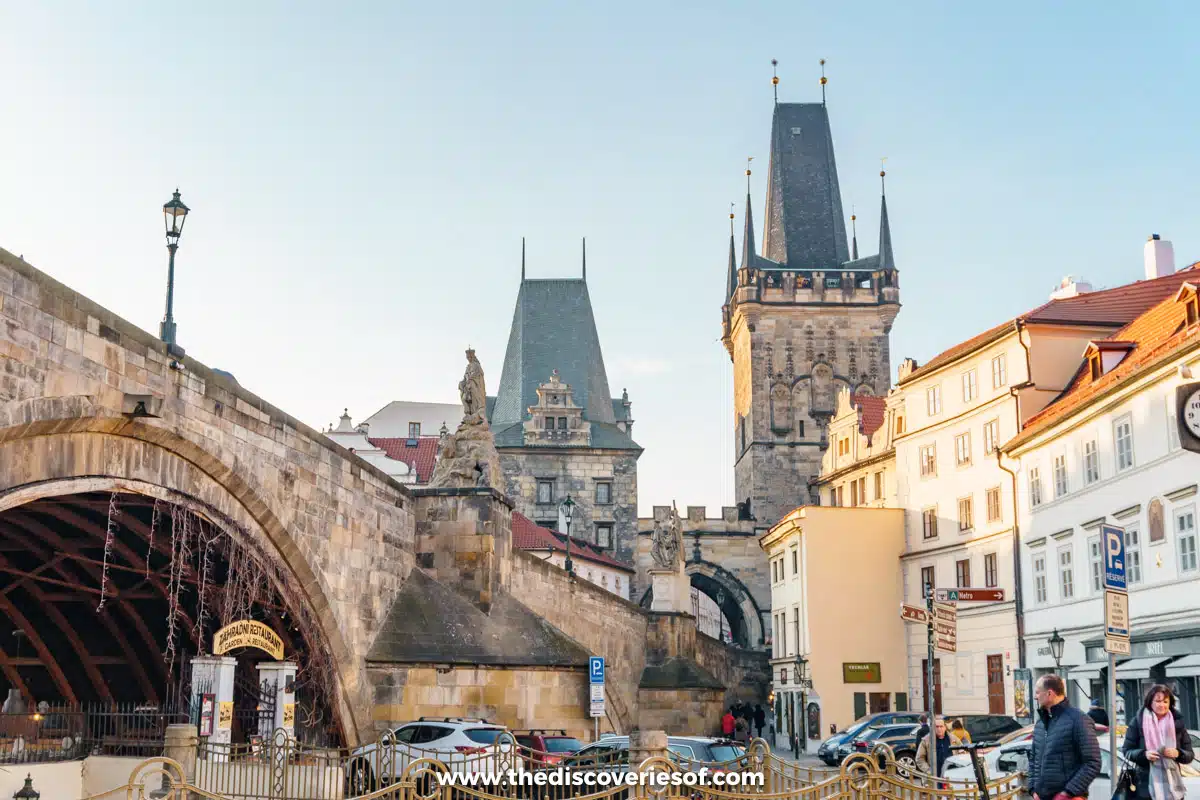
left=346, top=717, right=521, bottom=793
left=513, top=729, right=585, bottom=767
left=837, top=723, right=922, bottom=765
left=950, top=714, right=1024, bottom=743
left=816, top=713, right=923, bottom=766
left=563, top=736, right=745, bottom=772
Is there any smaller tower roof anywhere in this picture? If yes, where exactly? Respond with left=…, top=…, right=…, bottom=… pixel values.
left=878, top=172, right=895, bottom=271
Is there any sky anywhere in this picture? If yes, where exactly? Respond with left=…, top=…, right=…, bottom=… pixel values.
left=2, top=2, right=1198, bottom=516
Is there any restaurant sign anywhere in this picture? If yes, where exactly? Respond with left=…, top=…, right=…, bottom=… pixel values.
left=842, top=662, right=882, bottom=684
left=213, top=619, right=284, bottom=660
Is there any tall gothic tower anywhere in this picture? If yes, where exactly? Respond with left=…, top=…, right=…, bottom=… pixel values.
left=721, top=100, right=901, bottom=527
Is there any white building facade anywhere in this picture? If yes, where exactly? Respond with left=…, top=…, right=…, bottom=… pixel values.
left=1003, top=285, right=1200, bottom=729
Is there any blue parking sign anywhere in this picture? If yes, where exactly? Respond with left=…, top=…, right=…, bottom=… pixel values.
left=1102, top=524, right=1127, bottom=591
left=589, top=656, right=605, bottom=684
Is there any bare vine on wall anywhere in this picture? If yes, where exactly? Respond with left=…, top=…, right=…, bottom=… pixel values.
left=97, top=492, right=120, bottom=611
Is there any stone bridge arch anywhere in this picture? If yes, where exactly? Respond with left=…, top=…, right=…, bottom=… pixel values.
left=637, top=560, right=765, bottom=649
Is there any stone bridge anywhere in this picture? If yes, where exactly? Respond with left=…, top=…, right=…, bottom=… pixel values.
left=0, top=248, right=768, bottom=746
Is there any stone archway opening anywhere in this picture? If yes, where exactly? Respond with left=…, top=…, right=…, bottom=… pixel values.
left=689, top=573, right=750, bottom=648
left=0, top=490, right=344, bottom=746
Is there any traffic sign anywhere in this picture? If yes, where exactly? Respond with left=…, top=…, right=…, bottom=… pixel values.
left=933, top=603, right=957, bottom=653
left=900, top=604, right=928, bottom=624
left=935, top=588, right=1005, bottom=603
left=589, top=656, right=605, bottom=684
left=1105, top=636, right=1131, bottom=656
left=1102, top=524, right=1127, bottom=591
left=589, top=699, right=605, bottom=718
left=1105, top=590, right=1129, bottom=638
left=590, top=684, right=605, bottom=702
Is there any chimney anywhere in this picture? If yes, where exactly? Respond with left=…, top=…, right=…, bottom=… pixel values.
left=1144, top=234, right=1175, bottom=280
left=1049, top=275, right=1094, bottom=301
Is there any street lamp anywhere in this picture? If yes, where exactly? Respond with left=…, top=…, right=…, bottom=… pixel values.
left=794, top=654, right=810, bottom=754
left=560, top=496, right=576, bottom=576
left=1048, top=629, right=1065, bottom=668
left=160, top=189, right=190, bottom=357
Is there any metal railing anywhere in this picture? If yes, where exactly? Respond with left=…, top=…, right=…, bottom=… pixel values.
left=0, top=701, right=190, bottom=763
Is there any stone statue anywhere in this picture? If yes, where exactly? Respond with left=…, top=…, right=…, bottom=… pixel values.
left=429, top=348, right=502, bottom=490
left=459, top=349, right=487, bottom=421
left=651, top=503, right=684, bottom=570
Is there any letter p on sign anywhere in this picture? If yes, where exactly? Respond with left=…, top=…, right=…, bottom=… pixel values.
left=1102, top=524, right=1126, bottom=592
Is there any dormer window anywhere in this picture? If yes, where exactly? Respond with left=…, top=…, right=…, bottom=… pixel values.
left=1187, top=296, right=1199, bottom=327
left=408, top=422, right=420, bottom=438
left=1088, top=353, right=1102, bottom=381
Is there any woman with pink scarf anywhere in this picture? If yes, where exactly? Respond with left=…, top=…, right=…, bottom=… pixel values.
left=1123, top=684, right=1195, bottom=799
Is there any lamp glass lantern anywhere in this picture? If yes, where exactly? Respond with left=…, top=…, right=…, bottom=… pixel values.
left=794, top=654, right=809, bottom=683
left=163, top=190, right=189, bottom=240
left=1048, top=629, right=1065, bottom=665
left=13, top=774, right=39, bottom=800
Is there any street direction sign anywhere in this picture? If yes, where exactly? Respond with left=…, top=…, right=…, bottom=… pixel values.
left=589, top=656, right=605, bottom=684
left=935, top=588, right=1005, bottom=603
left=1105, top=590, right=1130, bottom=638
left=1102, top=524, right=1127, bottom=591
left=933, top=602, right=957, bottom=653
left=900, top=604, right=928, bottom=624
left=1105, top=636, right=1131, bottom=656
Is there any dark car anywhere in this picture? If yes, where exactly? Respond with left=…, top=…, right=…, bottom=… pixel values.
left=817, top=712, right=923, bottom=766
left=951, top=715, right=1023, bottom=743
left=513, top=729, right=584, bottom=767
left=836, top=723, right=921, bottom=763
left=564, top=736, right=745, bottom=771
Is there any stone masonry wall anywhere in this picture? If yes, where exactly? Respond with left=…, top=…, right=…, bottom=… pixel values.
left=500, top=449, right=638, bottom=565
left=694, top=632, right=771, bottom=710
left=0, top=247, right=414, bottom=743
left=412, top=488, right=513, bottom=611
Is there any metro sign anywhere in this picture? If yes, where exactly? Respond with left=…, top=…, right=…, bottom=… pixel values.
left=934, top=588, right=1005, bottom=603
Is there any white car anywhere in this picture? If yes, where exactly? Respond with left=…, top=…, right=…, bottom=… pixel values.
left=347, top=717, right=523, bottom=793
left=943, top=734, right=1200, bottom=799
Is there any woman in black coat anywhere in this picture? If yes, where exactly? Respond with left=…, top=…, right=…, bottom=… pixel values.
left=1122, top=684, right=1195, bottom=799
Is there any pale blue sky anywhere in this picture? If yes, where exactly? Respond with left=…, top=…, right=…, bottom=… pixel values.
left=2, top=2, right=1197, bottom=516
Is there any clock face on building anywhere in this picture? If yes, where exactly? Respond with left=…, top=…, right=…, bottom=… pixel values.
left=1186, top=388, right=1200, bottom=438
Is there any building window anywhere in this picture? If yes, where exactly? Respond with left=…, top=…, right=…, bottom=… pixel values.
left=1125, top=526, right=1143, bottom=585
left=920, top=444, right=937, bottom=477
left=739, top=416, right=746, bottom=453
left=858, top=476, right=867, bottom=505
left=1114, top=415, right=1134, bottom=472
left=594, top=523, right=612, bottom=549
left=895, top=414, right=906, bottom=435
left=601, top=574, right=608, bottom=590
left=614, top=577, right=621, bottom=595
left=955, top=558, right=971, bottom=588
left=1089, top=536, right=1103, bottom=592
left=536, top=480, right=555, bottom=504
left=792, top=549, right=798, bottom=575
left=1033, top=553, right=1047, bottom=604
left=874, top=471, right=884, bottom=499
left=1084, top=439, right=1100, bottom=484
left=544, top=416, right=555, bottom=430
left=850, top=480, right=859, bottom=507
left=926, top=386, right=942, bottom=416
left=558, top=416, right=568, bottom=430
left=958, top=496, right=974, bottom=532
left=408, top=422, right=421, bottom=438
left=983, top=419, right=999, bottom=455
left=921, top=565, right=935, bottom=596
left=1167, top=394, right=1181, bottom=451
left=1059, top=546, right=1074, bottom=600
left=986, top=486, right=1002, bottom=523
left=955, top=432, right=972, bottom=467
left=1053, top=454, right=1068, bottom=498
left=595, top=482, right=612, bottom=505
left=1029, top=467, right=1043, bottom=508
left=835, top=485, right=844, bottom=506
left=992, top=354, right=1007, bottom=388
left=1177, top=507, right=1197, bottom=573
left=922, top=507, right=938, bottom=540
left=984, top=553, right=998, bottom=587
left=962, top=370, right=978, bottom=403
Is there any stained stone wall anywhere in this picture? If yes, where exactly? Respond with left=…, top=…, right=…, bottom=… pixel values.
left=499, top=449, right=638, bottom=564
left=0, top=247, right=414, bottom=744
left=729, top=305, right=897, bottom=528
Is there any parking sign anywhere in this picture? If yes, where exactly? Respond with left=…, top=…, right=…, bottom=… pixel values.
left=1101, top=524, right=1127, bottom=591
left=589, top=656, right=605, bottom=684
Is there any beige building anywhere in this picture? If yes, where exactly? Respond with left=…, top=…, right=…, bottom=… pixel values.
left=815, top=387, right=897, bottom=508
left=760, top=506, right=906, bottom=754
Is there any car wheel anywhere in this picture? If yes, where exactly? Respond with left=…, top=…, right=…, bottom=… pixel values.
left=347, top=759, right=376, bottom=796
left=893, top=752, right=917, bottom=775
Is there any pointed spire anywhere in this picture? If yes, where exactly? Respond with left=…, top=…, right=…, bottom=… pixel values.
left=582, top=237, right=587, bottom=281
left=727, top=205, right=738, bottom=301
left=741, top=159, right=757, bottom=270
left=878, top=168, right=895, bottom=271
left=521, top=237, right=526, bottom=280
left=851, top=209, right=859, bottom=261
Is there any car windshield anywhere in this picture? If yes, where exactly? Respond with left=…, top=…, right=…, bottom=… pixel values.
left=707, top=744, right=744, bottom=761
left=464, top=728, right=507, bottom=745
left=998, top=726, right=1031, bottom=745
left=544, top=737, right=583, bottom=753
left=844, top=717, right=874, bottom=735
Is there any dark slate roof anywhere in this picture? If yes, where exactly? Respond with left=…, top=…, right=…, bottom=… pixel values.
left=492, top=279, right=617, bottom=428
left=610, top=398, right=628, bottom=422
left=761, top=103, right=850, bottom=270
left=366, top=570, right=590, bottom=667
left=639, top=657, right=724, bottom=690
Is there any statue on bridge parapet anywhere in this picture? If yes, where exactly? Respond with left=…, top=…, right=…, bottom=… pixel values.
left=651, top=502, right=684, bottom=570
left=428, top=348, right=503, bottom=490
left=649, top=502, right=688, bottom=613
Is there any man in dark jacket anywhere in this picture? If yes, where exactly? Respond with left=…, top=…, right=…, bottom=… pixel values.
left=1030, top=674, right=1101, bottom=800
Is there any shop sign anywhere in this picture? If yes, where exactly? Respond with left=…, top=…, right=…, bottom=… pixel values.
left=214, top=620, right=284, bottom=659
left=842, top=662, right=882, bottom=683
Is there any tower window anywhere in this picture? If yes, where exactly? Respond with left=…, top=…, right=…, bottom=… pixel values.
left=595, top=524, right=613, bottom=549
left=544, top=416, right=555, bottom=430
left=595, top=482, right=612, bottom=505
left=558, top=417, right=567, bottom=430
left=536, top=480, right=554, bottom=504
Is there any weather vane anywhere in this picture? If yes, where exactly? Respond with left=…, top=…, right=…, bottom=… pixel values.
left=820, top=59, right=828, bottom=105
left=771, top=58, right=779, bottom=104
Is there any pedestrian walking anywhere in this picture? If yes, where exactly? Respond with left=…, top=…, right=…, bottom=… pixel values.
left=951, top=719, right=971, bottom=745
left=1030, top=674, right=1101, bottom=800
left=1122, top=683, right=1195, bottom=799
left=722, top=708, right=735, bottom=738
left=734, top=715, right=749, bottom=744
left=916, top=716, right=954, bottom=778
left=1088, top=697, right=1110, bottom=728
left=753, top=704, right=766, bottom=739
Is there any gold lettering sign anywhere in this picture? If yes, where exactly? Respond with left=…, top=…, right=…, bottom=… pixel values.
left=213, top=620, right=284, bottom=660
left=283, top=703, right=295, bottom=727
left=218, top=701, right=233, bottom=730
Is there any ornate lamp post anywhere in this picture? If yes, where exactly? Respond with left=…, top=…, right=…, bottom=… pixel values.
left=1048, top=629, right=1065, bottom=669
left=794, top=654, right=810, bottom=754
left=560, top=495, right=576, bottom=576
left=13, top=774, right=39, bottom=800
left=160, top=190, right=190, bottom=356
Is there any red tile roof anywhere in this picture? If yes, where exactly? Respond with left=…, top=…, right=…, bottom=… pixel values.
left=370, top=436, right=440, bottom=483
left=852, top=394, right=886, bottom=437
left=900, top=263, right=1200, bottom=385
left=510, top=512, right=634, bottom=572
left=1007, top=287, right=1200, bottom=449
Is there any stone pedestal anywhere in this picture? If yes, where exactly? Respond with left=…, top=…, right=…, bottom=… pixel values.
left=649, top=568, right=688, bottom=614
left=164, top=723, right=199, bottom=781
left=191, top=656, right=236, bottom=758
left=628, top=729, right=668, bottom=766
left=256, top=661, right=298, bottom=740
